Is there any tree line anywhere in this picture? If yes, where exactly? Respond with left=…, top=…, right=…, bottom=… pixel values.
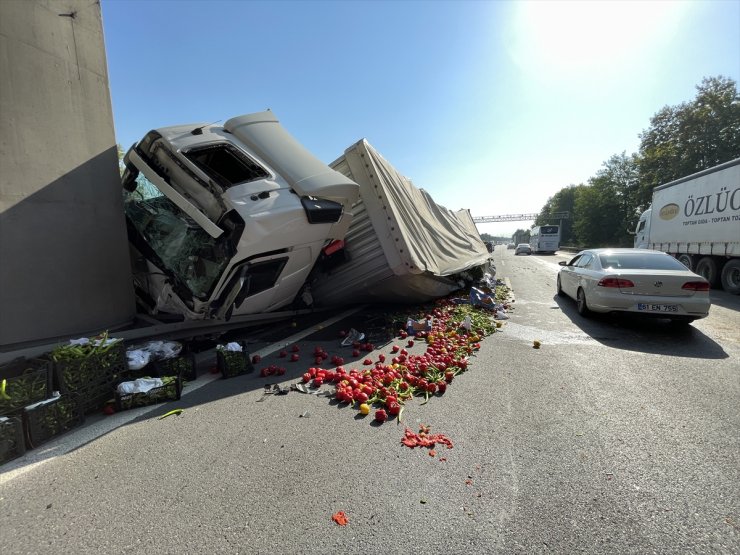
left=519, top=76, right=740, bottom=248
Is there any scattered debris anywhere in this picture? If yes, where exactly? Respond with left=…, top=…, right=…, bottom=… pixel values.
left=331, top=511, right=349, bottom=526
left=533, top=340, right=541, bottom=349
left=158, top=408, right=183, bottom=420
left=257, top=384, right=290, bottom=402
left=340, top=329, right=365, bottom=347
left=401, top=425, right=454, bottom=451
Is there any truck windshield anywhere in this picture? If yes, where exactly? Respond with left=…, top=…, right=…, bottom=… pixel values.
left=124, top=174, right=230, bottom=300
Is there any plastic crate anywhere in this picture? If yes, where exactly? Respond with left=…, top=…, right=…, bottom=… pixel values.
left=23, top=395, right=85, bottom=449
left=52, top=341, right=126, bottom=413
left=0, top=358, right=52, bottom=416
left=154, top=353, right=197, bottom=382
left=115, top=376, right=182, bottom=411
left=0, top=416, right=25, bottom=465
left=216, top=343, right=254, bottom=379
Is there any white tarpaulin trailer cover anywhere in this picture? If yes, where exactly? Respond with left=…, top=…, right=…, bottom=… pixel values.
left=308, top=139, right=492, bottom=305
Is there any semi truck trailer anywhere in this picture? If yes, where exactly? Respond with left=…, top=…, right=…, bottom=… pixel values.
left=633, top=158, right=740, bottom=294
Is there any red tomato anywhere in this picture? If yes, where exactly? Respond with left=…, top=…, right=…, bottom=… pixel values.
left=375, top=409, right=388, bottom=422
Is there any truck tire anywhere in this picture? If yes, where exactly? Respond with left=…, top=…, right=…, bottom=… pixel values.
left=677, top=254, right=694, bottom=271
left=695, top=257, right=719, bottom=288
left=720, top=259, right=740, bottom=294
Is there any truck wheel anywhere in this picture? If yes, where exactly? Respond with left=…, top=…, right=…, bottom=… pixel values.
left=677, top=254, right=694, bottom=271
left=720, top=259, right=740, bottom=294
left=695, top=257, right=719, bottom=287
left=576, top=288, right=591, bottom=317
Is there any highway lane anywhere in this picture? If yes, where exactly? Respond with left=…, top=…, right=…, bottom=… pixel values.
left=1, top=247, right=738, bottom=554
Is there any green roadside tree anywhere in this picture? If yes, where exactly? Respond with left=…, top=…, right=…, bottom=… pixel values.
left=637, top=76, right=740, bottom=209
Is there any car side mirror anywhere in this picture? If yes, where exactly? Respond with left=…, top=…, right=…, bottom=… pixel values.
left=558, top=261, right=568, bottom=266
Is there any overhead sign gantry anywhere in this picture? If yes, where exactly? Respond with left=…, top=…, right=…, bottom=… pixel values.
left=472, top=212, right=570, bottom=223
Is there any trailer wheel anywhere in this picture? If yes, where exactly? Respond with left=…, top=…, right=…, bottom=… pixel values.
left=677, top=254, right=694, bottom=271
left=720, top=259, right=740, bottom=294
left=695, top=257, right=719, bottom=287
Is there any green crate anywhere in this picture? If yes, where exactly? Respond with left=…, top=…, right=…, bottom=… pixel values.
left=52, top=341, right=125, bottom=412
left=216, top=342, right=254, bottom=379
left=23, top=395, right=85, bottom=449
left=115, top=376, right=182, bottom=411
left=154, top=353, right=197, bottom=382
left=0, top=416, right=25, bottom=466
left=0, top=358, right=52, bottom=416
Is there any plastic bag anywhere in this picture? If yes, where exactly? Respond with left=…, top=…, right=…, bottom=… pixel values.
left=125, top=340, right=183, bottom=370
left=217, top=342, right=243, bottom=352
left=126, top=349, right=151, bottom=370
left=117, top=378, right=164, bottom=395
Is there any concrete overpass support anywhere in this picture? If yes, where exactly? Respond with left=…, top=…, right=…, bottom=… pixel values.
left=0, top=0, right=135, bottom=349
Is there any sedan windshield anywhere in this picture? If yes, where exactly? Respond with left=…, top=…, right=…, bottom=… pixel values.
left=598, top=253, right=688, bottom=271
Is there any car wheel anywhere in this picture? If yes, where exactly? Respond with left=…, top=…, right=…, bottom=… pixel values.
left=720, top=259, right=740, bottom=294
left=695, top=257, right=719, bottom=287
left=576, top=288, right=591, bottom=317
left=556, top=275, right=565, bottom=297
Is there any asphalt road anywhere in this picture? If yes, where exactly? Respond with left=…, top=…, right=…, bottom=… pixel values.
left=1, top=247, right=738, bottom=554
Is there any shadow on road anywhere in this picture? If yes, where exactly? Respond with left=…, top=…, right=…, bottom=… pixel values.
left=552, top=295, right=730, bottom=360
left=1, top=306, right=400, bottom=478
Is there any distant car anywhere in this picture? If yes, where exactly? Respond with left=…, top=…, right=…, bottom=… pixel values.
left=515, top=243, right=532, bottom=255
left=507, top=243, right=515, bottom=250
left=556, top=248, right=711, bottom=325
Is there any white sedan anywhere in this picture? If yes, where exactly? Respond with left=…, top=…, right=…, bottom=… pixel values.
left=556, top=248, right=711, bottom=325
left=515, top=243, right=532, bottom=255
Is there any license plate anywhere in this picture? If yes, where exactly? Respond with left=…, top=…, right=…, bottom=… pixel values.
left=637, top=303, right=678, bottom=312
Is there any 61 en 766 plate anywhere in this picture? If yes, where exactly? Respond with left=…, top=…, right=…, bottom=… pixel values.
left=637, top=303, right=678, bottom=312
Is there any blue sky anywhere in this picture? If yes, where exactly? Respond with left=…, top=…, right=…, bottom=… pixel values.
left=102, top=0, right=740, bottom=237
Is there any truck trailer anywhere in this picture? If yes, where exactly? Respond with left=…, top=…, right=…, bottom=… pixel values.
left=307, top=139, right=492, bottom=306
left=633, top=158, right=740, bottom=294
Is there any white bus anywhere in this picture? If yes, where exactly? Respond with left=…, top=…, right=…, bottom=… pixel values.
left=529, top=225, right=560, bottom=254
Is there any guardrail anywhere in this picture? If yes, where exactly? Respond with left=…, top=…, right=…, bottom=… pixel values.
left=559, top=246, right=584, bottom=253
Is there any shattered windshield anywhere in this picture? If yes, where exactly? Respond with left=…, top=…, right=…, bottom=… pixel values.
left=124, top=174, right=231, bottom=299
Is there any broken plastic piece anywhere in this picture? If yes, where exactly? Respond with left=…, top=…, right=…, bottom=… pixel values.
left=340, top=328, right=365, bottom=347
left=406, top=318, right=433, bottom=336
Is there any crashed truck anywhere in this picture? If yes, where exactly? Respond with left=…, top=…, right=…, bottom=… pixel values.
left=121, top=111, right=492, bottom=323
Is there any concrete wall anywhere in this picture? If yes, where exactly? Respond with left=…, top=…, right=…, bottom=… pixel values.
left=0, top=0, right=135, bottom=349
